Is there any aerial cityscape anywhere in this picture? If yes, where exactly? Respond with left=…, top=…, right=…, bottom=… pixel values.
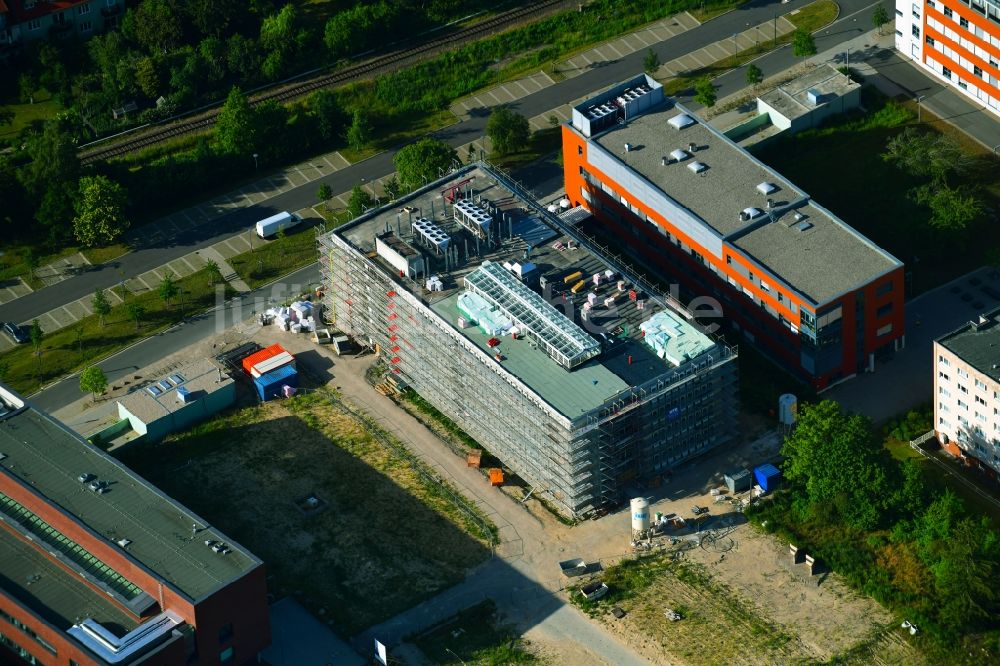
left=0, top=1, right=998, bottom=665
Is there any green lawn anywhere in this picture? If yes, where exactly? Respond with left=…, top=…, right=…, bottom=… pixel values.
left=751, top=90, right=1000, bottom=295
left=0, top=268, right=233, bottom=395
left=0, top=92, right=62, bottom=142
left=412, top=601, right=539, bottom=665
left=0, top=245, right=87, bottom=290
left=228, top=225, right=320, bottom=289
left=489, top=125, right=561, bottom=171
left=661, top=0, right=840, bottom=95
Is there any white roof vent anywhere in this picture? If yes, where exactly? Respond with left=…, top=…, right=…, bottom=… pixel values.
left=756, top=182, right=777, bottom=195
left=687, top=161, right=707, bottom=173
left=668, top=113, right=695, bottom=130
left=796, top=221, right=814, bottom=232
left=742, top=207, right=764, bottom=219
left=670, top=149, right=689, bottom=162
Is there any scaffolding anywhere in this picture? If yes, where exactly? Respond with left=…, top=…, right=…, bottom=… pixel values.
left=317, top=163, right=739, bottom=518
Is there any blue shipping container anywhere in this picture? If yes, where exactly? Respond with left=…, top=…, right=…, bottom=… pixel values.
left=754, top=464, right=781, bottom=492
left=254, top=364, right=298, bottom=401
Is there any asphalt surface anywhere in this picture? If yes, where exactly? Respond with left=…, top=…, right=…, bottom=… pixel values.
left=29, top=263, right=322, bottom=412
left=0, top=0, right=883, bottom=326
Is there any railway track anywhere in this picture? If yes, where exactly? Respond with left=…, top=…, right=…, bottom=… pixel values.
left=79, top=0, right=565, bottom=165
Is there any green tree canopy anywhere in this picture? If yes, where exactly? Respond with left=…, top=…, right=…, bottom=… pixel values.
left=781, top=400, right=894, bottom=530
left=912, top=183, right=985, bottom=232
left=79, top=366, right=108, bottom=400
left=158, top=272, right=178, bottom=306
left=346, top=109, right=372, bottom=152
left=872, top=5, right=890, bottom=35
left=215, top=86, right=256, bottom=155
left=486, top=106, right=530, bottom=156
left=347, top=185, right=374, bottom=218
left=643, top=49, right=661, bottom=74
left=91, top=288, right=112, bottom=327
left=317, top=183, right=332, bottom=202
left=311, top=89, right=345, bottom=142
left=792, top=28, right=817, bottom=57
left=745, top=63, right=763, bottom=88
left=123, top=0, right=183, bottom=54
left=882, top=128, right=975, bottom=183
left=693, top=77, right=716, bottom=108
left=73, top=176, right=130, bottom=247
left=19, top=120, right=79, bottom=199
left=126, top=303, right=146, bottom=331
left=393, top=137, right=458, bottom=191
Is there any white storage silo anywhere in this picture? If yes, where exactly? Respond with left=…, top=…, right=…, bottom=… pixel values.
left=630, top=497, right=650, bottom=533
left=778, top=394, right=798, bottom=425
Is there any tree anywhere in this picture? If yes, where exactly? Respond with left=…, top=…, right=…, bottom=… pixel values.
left=317, top=183, right=332, bottom=203
left=911, top=184, right=985, bottom=232
left=79, top=366, right=108, bottom=401
left=204, top=259, right=222, bottom=286
left=126, top=303, right=146, bottom=331
left=216, top=86, right=256, bottom=155
left=486, top=106, right=530, bottom=156
left=643, top=48, right=661, bottom=74
left=745, top=64, right=763, bottom=89
left=781, top=400, right=894, bottom=530
left=347, top=185, right=374, bottom=218
left=29, top=319, right=43, bottom=379
left=346, top=109, right=372, bottom=152
left=19, top=121, right=79, bottom=200
left=92, top=288, right=112, bottom=327
left=311, top=89, right=345, bottom=142
left=393, top=137, right=458, bottom=191
left=259, top=3, right=298, bottom=53
left=693, top=77, right=716, bottom=108
left=18, top=73, right=37, bottom=104
left=23, top=249, right=39, bottom=281
left=882, top=128, right=975, bottom=184
left=158, top=271, right=178, bottom=307
left=123, top=0, right=183, bottom=54
left=383, top=175, right=401, bottom=201
left=872, top=4, right=890, bottom=36
left=183, top=0, right=240, bottom=38
left=792, top=29, right=817, bottom=57
left=73, top=176, right=130, bottom=247
left=134, top=56, right=161, bottom=99
left=226, top=34, right=261, bottom=80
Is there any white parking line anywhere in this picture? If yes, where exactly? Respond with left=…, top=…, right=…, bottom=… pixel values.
left=41, top=312, right=61, bottom=331
left=181, top=256, right=201, bottom=272
left=60, top=305, right=79, bottom=322
left=322, top=155, right=338, bottom=170
left=605, top=43, right=625, bottom=59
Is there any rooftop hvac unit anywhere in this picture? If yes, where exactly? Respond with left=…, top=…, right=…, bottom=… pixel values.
left=688, top=142, right=697, bottom=152
left=806, top=88, right=822, bottom=105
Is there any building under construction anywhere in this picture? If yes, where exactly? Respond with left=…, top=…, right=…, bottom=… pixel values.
left=319, top=164, right=738, bottom=517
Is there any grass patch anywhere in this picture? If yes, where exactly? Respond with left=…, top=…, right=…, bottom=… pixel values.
left=228, top=225, right=320, bottom=289
left=690, top=0, right=747, bottom=22
left=117, top=391, right=494, bottom=635
left=661, top=0, right=839, bottom=96
left=0, top=268, right=232, bottom=394
left=411, top=600, right=539, bottom=665
left=490, top=126, right=562, bottom=171
left=752, top=88, right=1000, bottom=295
left=81, top=243, right=131, bottom=266
left=0, top=92, right=62, bottom=142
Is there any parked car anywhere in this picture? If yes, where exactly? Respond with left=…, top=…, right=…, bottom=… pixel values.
left=690, top=505, right=708, bottom=516
left=2, top=322, right=28, bottom=344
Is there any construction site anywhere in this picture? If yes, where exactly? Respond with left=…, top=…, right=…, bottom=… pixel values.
left=319, top=163, right=739, bottom=518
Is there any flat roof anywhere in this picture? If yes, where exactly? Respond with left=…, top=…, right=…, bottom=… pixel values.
left=758, top=63, right=860, bottom=122
left=0, top=527, right=139, bottom=633
left=584, top=98, right=900, bottom=305
left=0, top=385, right=260, bottom=602
left=116, top=358, right=232, bottom=425
left=937, top=307, right=1000, bottom=382
left=333, top=165, right=724, bottom=418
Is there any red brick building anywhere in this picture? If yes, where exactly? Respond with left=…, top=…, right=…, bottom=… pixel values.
left=0, top=383, right=270, bottom=665
left=561, top=75, right=906, bottom=389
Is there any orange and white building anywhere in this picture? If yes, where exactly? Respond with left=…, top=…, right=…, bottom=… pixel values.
left=895, top=0, right=1000, bottom=115
left=562, top=75, right=905, bottom=389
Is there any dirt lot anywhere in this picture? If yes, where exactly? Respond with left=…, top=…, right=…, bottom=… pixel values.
left=117, top=395, right=492, bottom=636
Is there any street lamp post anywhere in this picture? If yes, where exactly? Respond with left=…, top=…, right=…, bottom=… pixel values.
left=733, top=32, right=738, bottom=55
left=916, top=95, right=926, bottom=122
left=252, top=153, right=259, bottom=170
left=773, top=15, right=777, bottom=43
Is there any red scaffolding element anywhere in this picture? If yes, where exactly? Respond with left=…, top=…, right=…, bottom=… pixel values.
left=441, top=177, right=475, bottom=203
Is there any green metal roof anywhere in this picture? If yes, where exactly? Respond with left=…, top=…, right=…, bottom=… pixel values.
left=0, top=392, right=260, bottom=602
left=0, top=527, right=139, bottom=632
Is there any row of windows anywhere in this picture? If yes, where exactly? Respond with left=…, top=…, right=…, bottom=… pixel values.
left=0, top=609, right=56, bottom=655
left=925, top=22, right=1000, bottom=85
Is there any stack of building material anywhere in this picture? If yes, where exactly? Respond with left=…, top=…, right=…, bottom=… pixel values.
left=250, top=350, right=295, bottom=377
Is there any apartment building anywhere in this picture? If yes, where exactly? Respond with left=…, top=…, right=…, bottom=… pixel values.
left=320, top=163, right=738, bottom=517
left=562, top=74, right=906, bottom=390
left=0, top=0, right=122, bottom=50
left=934, top=308, right=1000, bottom=480
left=0, top=383, right=270, bottom=665
left=895, top=0, right=1000, bottom=115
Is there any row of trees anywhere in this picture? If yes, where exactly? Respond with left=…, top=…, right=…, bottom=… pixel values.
left=759, top=400, right=999, bottom=642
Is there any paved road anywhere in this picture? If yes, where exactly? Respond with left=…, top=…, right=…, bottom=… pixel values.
left=29, top=263, right=322, bottom=412
left=0, top=0, right=880, bottom=326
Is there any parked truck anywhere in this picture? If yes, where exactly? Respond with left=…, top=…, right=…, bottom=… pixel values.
left=256, top=211, right=302, bottom=238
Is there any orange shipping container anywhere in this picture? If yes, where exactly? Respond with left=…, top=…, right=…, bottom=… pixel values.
left=242, top=344, right=289, bottom=374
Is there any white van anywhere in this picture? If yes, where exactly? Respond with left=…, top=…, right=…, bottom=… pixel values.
left=255, top=211, right=302, bottom=238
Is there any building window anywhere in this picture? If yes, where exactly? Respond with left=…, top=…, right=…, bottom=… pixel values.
left=78, top=3, right=91, bottom=14
left=726, top=255, right=732, bottom=265
left=974, top=65, right=983, bottom=77
left=976, top=395, right=987, bottom=405
left=876, top=323, right=893, bottom=337
left=943, top=66, right=952, bottom=79
left=876, top=302, right=893, bottom=318
left=0, top=610, right=57, bottom=655
left=926, top=0, right=935, bottom=7
left=577, top=146, right=583, bottom=156
left=939, top=355, right=950, bottom=365
left=958, top=399, right=969, bottom=409
left=220, top=647, right=235, bottom=665
left=912, top=24, right=921, bottom=37
left=79, top=20, right=92, bottom=32
left=218, top=623, right=233, bottom=644
left=960, top=16, right=969, bottom=27
left=958, top=368, right=969, bottom=378
left=926, top=35, right=936, bottom=45
left=958, top=384, right=968, bottom=393
left=940, top=386, right=951, bottom=397
left=876, top=281, right=893, bottom=296
left=944, top=6, right=953, bottom=17
left=28, top=18, right=41, bottom=30
left=976, top=379, right=987, bottom=390
left=958, top=81, right=968, bottom=90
